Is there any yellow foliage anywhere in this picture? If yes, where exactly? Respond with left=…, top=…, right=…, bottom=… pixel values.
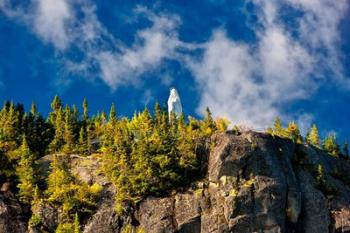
left=194, top=188, right=203, bottom=197
left=215, top=117, right=231, bottom=132
left=229, top=189, right=238, bottom=197
left=242, top=178, right=255, bottom=188
left=89, top=183, right=103, bottom=195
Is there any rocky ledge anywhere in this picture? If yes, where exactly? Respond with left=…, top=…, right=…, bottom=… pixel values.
left=2, top=131, right=350, bottom=233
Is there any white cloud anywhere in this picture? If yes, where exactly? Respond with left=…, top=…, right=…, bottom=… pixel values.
left=0, top=1, right=182, bottom=89
left=1, top=0, right=348, bottom=129
left=33, top=0, right=73, bottom=50
left=93, top=9, right=181, bottom=89
left=186, top=0, right=348, bottom=128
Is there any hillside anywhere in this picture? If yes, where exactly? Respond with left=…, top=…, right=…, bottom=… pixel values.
left=1, top=131, right=350, bottom=233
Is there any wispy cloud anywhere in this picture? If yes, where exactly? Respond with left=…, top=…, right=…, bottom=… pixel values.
left=186, top=0, right=348, bottom=127
left=0, top=0, right=348, bottom=128
left=0, top=1, right=183, bottom=89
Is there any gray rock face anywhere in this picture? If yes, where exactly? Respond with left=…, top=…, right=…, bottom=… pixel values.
left=2, top=131, right=350, bottom=233
left=129, top=132, right=350, bottom=233
left=0, top=190, right=27, bottom=233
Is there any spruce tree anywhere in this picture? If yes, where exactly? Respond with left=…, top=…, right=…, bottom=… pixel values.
left=74, top=213, right=80, bottom=233
left=49, top=108, right=65, bottom=152
left=46, top=155, right=74, bottom=203
left=49, top=96, right=62, bottom=124
left=215, top=117, right=230, bottom=132
left=63, top=106, right=75, bottom=154
left=78, top=127, right=87, bottom=155
left=307, top=124, right=320, bottom=147
left=82, top=98, right=88, bottom=122
left=16, top=136, right=36, bottom=204
left=201, top=107, right=216, bottom=136
left=30, top=102, right=37, bottom=116
left=287, top=121, right=302, bottom=143
left=323, top=134, right=339, bottom=156
left=109, top=103, right=117, bottom=124
left=51, top=96, right=62, bottom=112
left=272, top=117, right=288, bottom=138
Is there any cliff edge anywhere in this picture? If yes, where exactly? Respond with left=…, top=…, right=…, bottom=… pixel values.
left=1, top=131, right=350, bottom=233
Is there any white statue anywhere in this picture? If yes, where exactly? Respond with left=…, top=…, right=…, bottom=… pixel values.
left=167, top=87, right=182, bottom=117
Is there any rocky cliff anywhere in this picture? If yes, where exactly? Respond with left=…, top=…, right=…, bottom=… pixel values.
left=1, top=131, right=350, bottom=233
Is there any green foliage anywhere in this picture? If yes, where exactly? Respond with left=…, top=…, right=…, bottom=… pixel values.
left=306, top=124, right=320, bottom=147
left=99, top=104, right=216, bottom=212
left=287, top=122, right=302, bottom=143
left=121, top=224, right=133, bottom=233
left=1, top=96, right=350, bottom=231
left=46, top=155, right=101, bottom=218
left=314, top=164, right=337, bottom=195
left=74, top=213, right=80, bottom=233
left=323, top=134, right=339, bottom=156
left=29, top=214, right=41, bottom=227
left=55, top=222, right=74, bottom=233
left=215, top=117, right=230, bottom=132
left=200, top=107, right=217, bottom=136
left=82, top=98, right=88, bottom=122
left=267, top=117, right=289, bottom=138
left=16, top=136, right=37, bottom=204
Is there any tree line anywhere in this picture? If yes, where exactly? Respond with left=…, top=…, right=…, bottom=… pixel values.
left=0, top=96, right=228, bottom=232
left=267, top=117, right=349, bottom=158
left=0, top=97, right=348, bottom=232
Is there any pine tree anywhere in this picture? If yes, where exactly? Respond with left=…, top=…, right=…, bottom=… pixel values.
left=74, top=213, right=80, bottom=233
left=307, top=124, right=320, bottom=147
left=272, top=117, right=288, bottom=138
left=82, top=98, right=88, bottom=122
left=16, top=136, right=36, bottom=204
left=287, top=121, right=302, bottom=143
left=30, top=102, right=37, bottom=116
left=51, top=96, right=62, bottom=112
left=49, top=96, right=62, bottom=124
left=78, top=127, right=87, bottom=155
left=46, top=155, right=74, bottom=203
left=63, top=106, right=75, bottom=154
left=201, top=107, right=216, bottom=136
left=109, top=103, right=117, bottom=124
left=274, top=117, right=282, bottom=132
left=215, top=117, right=230, bottom=132
left=49, top=108, right=65, bottom=152
left=323, top=134, right=339, bottom=156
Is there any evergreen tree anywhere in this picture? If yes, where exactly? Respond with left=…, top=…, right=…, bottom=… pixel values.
left=23, top=108, right=54, bottom=156
left=307, top=124, right=320, bottom=147
left=74, top=213, right=80, bottom=233
left=272, top=117, right=288, bottom=138
left=287, top=121, right=302, bottom=143
left=63, top=106, right=75, bottom=154
left=274, top=117, right=283, bottom=132
left=82, top=98, right=88, bottom=122
left=16, top=136, right=36, bottom=204
left=323, top=134, right=339, bottom=156
left=77, top=127, right=88, bottom=155
left=30, top=102, right=37, bottom=116
left=109, top=103, right=117, bottom=124
left=49, top=96, right=62, bottom=124
left=215, top=117, right=230, bottom=132
left=49, top=108, right=65, bottom=152
left=201, top=107, right=216, bottom=136
left=51, top=96, right=62, bottom=112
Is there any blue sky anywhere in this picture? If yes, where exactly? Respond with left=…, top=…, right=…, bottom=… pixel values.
left=0, top=0, right=350, bottom=141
